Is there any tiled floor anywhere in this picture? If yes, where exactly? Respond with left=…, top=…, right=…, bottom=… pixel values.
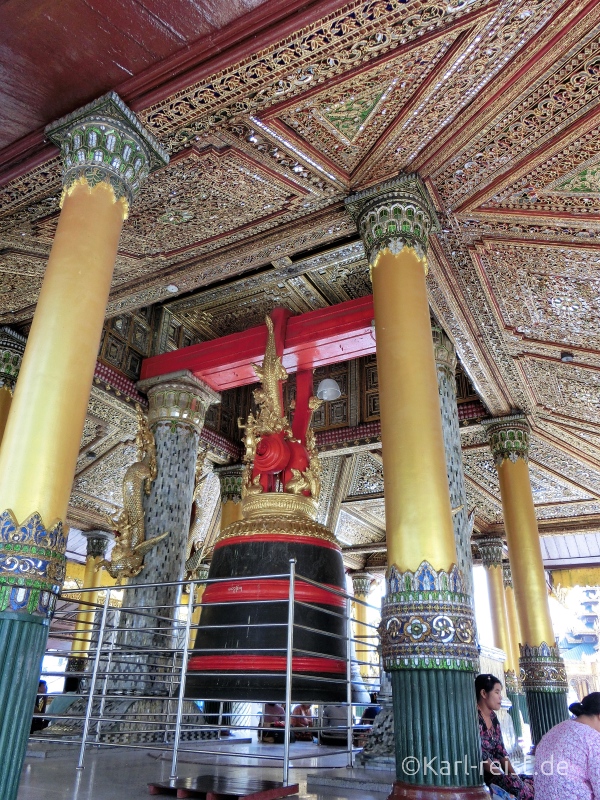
left=18, top=740, right=391, bottom=800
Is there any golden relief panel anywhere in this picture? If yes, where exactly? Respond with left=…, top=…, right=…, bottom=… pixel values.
left=120, top=147, right=308, bottom=257
left=519, top=357, right=600, bottom=427
left=474, top=240, right=600, bottom=350
left=335, top=509, right=383, bottom=547
left=434, top=11, right=600, bottom=209
left=268, top=34, right=458, bottom=177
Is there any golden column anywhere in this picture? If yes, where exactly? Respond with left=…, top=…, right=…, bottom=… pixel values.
left=503, top=561, right=528, bottom=728
left=477, top=537, right=523, bottom=737
left=215, top=464, right=245, bottom=531
left=484, top=415, right=568, bottom=743
left=64, top=531, right=113, bottom=692
left=346, top=177, right=484, bottom=800
left=351, top=572, right=374, bottom=679
left=0, top=327, right=26, bottom=446
left=0, top=92, right=168, bottom=800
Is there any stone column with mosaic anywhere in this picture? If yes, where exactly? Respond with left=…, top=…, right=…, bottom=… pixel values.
left=484, top=415, right=568, bottom=743
left=433, top=323, right=476, bottom=603
left=0, top=92, right=167, bottom=800
left=106, top=371, right=219, bottom=695
left=477, top=536, right=522, bottom=739
left=346, top=176, right=485, bottom=800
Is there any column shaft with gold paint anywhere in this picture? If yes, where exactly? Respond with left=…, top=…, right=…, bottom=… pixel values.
left=0, top=92, right=168, bottom=800
left=503, top=561, right=528, bottom=728
left=64, top=531, right=112, bottom=692
left=351, top=572, right=373, bottom=679
left=485, top=415, right=568, bottom=743
left=478, top=538, right=523, bottom=737
left=346, top=177, right=485, bottom=800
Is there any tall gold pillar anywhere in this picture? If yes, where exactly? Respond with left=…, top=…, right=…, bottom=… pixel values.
left=503, top=561, right=523, bottom=676
left=477, top=538, right=513, bottom=669
left=215, top=464, right=245, bottom=531
left=0, top=93, right=168, bottom=800
left=64, top=531, right=113, bottom=692
left=0, top=328, right=26, bottom=447
left=351, top=572, right=373, bottom=679
left=484, top=415, right=568, bottom=743
left=477, top=538, right=524, bottom=739
left=503, top=560, right=528, bottom=728
left=346, top=176, right=484, bottom=799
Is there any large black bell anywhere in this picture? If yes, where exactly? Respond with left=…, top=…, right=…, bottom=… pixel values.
left=185, top=494, right=347, bottom=702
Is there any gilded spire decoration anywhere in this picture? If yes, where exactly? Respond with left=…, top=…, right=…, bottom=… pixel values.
left=238, top=314, right=322, bottom=511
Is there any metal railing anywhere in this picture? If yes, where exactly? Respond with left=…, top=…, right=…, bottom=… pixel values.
left=33, top=561, right=382, bottom=786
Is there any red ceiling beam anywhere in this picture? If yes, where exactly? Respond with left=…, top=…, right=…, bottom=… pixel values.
left=140, top=295, right=375, bottom=391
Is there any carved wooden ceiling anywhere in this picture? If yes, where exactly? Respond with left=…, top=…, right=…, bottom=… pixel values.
left=3, top=0, right=600, bottom=567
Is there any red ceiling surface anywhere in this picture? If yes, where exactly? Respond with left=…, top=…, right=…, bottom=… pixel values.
left=0, top=0, right=339, bottom=160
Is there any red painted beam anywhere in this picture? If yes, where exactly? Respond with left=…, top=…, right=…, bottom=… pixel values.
left=140, top=296, right=375, bottom=391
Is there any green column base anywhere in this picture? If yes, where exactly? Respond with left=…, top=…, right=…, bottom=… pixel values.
left=525, top=689, right=569, bottom=744
left=0, top=611, right=49, bottom=800
left=506, top=690, right=523, bottom=739
left=391, top=669, right=485, bottom=791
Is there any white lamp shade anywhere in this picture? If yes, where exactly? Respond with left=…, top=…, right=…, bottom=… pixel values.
left=316, top=378, right=341, bottom=401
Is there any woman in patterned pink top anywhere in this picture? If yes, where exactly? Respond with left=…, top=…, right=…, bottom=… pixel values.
left=534, top=692, right=600, bottom=799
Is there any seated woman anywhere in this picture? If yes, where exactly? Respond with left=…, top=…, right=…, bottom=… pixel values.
left=260, top=702, right=285, bottom=743
left=534, top=692, right=600, bottom=799
left=291, top=703, right=314, bottom=741
left=476, top=674, right=534, bottom=800
left=360, top=692, right=381, bottom=725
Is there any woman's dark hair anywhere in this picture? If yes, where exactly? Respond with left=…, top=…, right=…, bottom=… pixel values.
left=569, top=692, right=600, bottom=717
left=475, top=673, right=502, bottom=700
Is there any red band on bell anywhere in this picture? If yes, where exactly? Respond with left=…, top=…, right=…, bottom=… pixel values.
left=202, top=577, right=346, bottom=607
left=187, top=654, right=346, bottom=673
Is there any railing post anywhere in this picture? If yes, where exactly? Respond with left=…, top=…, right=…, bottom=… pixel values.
left=346, top=595, right=354, bottom=767
left=282, top=558, right=296, bottom=786
left=170, top=579, right=194, bottom=779
left=77, top=588, right=111, bottom=770
left=95, top=600, right=115, bottom=743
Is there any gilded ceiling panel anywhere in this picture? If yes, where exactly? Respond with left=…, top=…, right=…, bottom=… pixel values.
left=346, top=452, right=384, bottom=498
left=519, top=357, right=600, bottom=427
left=335, top=509, right=383, bottom=547
left=120, top=147, right=308, bottom=257
left=474, top=240, right=600, bottom=349
left=267, top=33, right=459, bottom=178
left=434, top=16, right=600, bottom=209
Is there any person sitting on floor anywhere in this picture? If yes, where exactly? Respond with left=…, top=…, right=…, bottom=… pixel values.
left=291, top=703, right=314, bottom=741
left=360, top=692, right=381, bottom=725
left=320, top=703, right=351, bottom=746
left=260, top=702, right=295, bottom=744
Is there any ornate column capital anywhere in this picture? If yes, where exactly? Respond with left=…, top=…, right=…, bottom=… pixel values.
left=0, top=327, right=26, bottom=391
left=214, top=464, right=245, bottom=504
left=483, top=413, right=530, bottom=466
left=45, top=91, right=169, bottom=213
left=82, top=529, right=113, bottom=560
left=477, top=537, right=505, bottom=569
left=351, top=571, right=373, bottom=600
left=502, top=561, right=513, bottom=589
left=519, top=642, right=568, bottom=693
left=431, top=323, right=456, bottom=378
left=345, top=173, right=439, bottom=265
left=137, top=370, right=220, bottom=436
